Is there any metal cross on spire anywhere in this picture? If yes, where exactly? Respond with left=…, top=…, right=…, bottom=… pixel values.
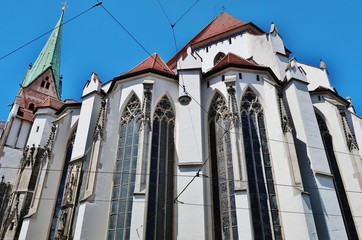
left=61, top=1, right=68, bottom=12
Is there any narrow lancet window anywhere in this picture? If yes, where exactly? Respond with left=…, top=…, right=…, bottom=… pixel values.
left=146, top=96, right=175, bottom=240
left=241, top=89, right=282, bottom=239
left=108, top=95, right=142, bottom=240
left=49, top=130, right=76, bottom=240
left=316, top=114, right=358, bottom=239
left=209, top=93, right=239, bottom=240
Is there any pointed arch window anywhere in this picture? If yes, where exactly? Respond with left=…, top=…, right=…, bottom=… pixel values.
left=49, top=130, right=76, bottom=239
left=316, top=114, right=358, bottom=239
left=146, top=96, right=175, bottom=240
left=108, top=95, right=142, bottom=240
left=208, top=93, right=239, bottom=240
left=240, top=89, right=282, bottom=239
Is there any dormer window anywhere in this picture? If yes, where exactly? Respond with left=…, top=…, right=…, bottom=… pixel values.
left=214, top=52, right=225, bottom=66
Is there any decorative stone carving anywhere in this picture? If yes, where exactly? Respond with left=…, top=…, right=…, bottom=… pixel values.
left=93, top=99, right=107, bottom=141
left=340, top=110, right=359, bottom=151
left=141, top=80, right=154, bottom=130
left=277, top=91, right=293, bottom=133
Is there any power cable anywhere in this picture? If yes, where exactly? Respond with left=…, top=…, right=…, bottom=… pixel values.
left=98, top=2, right=153, bottom=58
left=172, top=0, right=200, bottom=28
left=0, top=2, right=103, bottom=62
left=174, top=156, right=209, bottom=203
left=2, top=194, right=362, bottom=220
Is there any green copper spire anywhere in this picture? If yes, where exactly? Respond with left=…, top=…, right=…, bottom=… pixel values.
left=22, top=12, right=64, bottom=98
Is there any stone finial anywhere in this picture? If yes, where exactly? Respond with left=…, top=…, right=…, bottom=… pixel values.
left=270, top=22, right=280, bottom=36
left=320, top=59, right=327, bottom=70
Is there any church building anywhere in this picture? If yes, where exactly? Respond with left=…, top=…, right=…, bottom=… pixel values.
left=0, top=9, right=362, bottom=240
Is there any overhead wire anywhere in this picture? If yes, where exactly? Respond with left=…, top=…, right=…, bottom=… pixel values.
left=1, top=1, right=362, bottom=237
left=0, top=0, right=361, bottom=203
left=2, top=194, right=362, bottom=221
left=0, top=2, right=103, bottom=62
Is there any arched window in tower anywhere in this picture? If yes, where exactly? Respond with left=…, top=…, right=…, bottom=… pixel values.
left=108, top=95, right=142, bottom=240
left=316, top=113, right=358, bottom=239
left=208, top=93, right=238, bottom=240
left=145, top=96, right=175, bottom=240
left=28, top=103, right=35, bottom=111
left=240, top=89, right=282, bottom=239
left=49, top=129, right=76, bottom=240
left=214, top=52, right=226, bottom=66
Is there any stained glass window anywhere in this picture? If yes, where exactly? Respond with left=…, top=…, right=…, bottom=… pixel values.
left=209, top=93, right=239, bottom=240
left=108, top=95, right=142, bottom=240
left=241, top=89, right=281, bottom=239
left=316, top=114, right=358, bottom=239
left=146, top=96, right=175, bottom=240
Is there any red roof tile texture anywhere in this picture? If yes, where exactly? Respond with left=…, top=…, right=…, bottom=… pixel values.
left=124, top=53, right=174, bottom=76
left=192, top=12, right=248, bottom=45
left=167, top=12, right=263, bottom=68
left=39, top=96, right=64, bottom=110
left=210, top=53, right=259, bottom=72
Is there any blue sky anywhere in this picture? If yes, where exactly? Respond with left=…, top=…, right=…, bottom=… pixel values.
left=1, top=0, right=361, bottom=121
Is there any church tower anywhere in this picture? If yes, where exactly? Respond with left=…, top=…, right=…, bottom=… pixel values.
left=0, top=8, right=64, bottom=165
left=0, top=9, right=65, bottom=240
left=12, top=9, right=63, bottom=123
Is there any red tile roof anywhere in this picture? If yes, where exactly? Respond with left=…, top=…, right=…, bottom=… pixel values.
left=192, top=12, right=248, bottom=45
left=123, top=53, right=174, bottom=77
left=38, top=96, right=64, bottom=111
left=211, top=53, right=258, bottom=71
left=167, top=12, right=264, bottom=68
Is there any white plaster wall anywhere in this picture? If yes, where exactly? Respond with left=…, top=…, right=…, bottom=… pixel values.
left=235, top=191, right=252, bottom=239
left=284, top=81, right=330, bottom=174
left=27, top=109, right=56, bottom=147
left=176, top=167, right=205, bottom=240
left=284, top=80, right=346, bottom=238
left=195, top=34, right=251, bottom=73
left=0, top=147, right=22, bottom=184
left=71, top=93, right=102, bottom=161
left=299, top=63, right=332, bottom=91
left=6, top=118, right=22, bottom=147
left=263, top=81, right=313, bottom=239
left=15, top=121, right=31, bottom=149
left=195, top=32, right=288, bottom=81
left=19, top=109, right=79, bottom=239
left=313, top=100, right=362, bottom=238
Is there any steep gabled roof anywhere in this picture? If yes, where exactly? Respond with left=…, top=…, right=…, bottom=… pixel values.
left=211, top=53, right=258, bottom=71
left=22, top=12, right=63, bottom=98
left=117, top=53, right=176, bottom=80
left=203, top=52, right=281, bottom=84
left=310, top=86, right=350, bottom=106
left=167, top=12, right=264, bottom=68
left=109, top=53, right=177, bottom=93
left=192, top=12, right=248, bottom=45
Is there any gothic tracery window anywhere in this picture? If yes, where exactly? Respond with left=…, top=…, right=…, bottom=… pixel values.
left=49, top=129, right=76, bottom=240
left=240, top=89, right=282, bottom=240
left=146, top=96, right=175, bottom=240
left=316, top=114, right=358, bottom=239
left=108, top=95, right=142, bottom=240
left=209, top=93, right=239, bottom=240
